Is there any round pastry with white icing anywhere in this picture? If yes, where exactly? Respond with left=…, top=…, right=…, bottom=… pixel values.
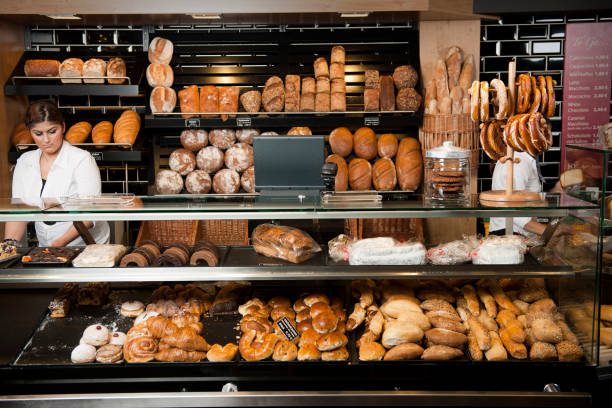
left=121, top=300, right=145, bottom=318
left=155, top=169, right=183, bottom=195
left=169, top=148, right=196, bottom=176
left=82, top=324, right=110, bottom=346
left=109, top=332, right=127, bottom=346
left=185, top=170, right=212, bottom=194
left=213, top=169, right=240, bottom=194
left=71, top=344, right=97, bottom=363
left=224, top=143, right=254, bottom=172
left=196, top=146, right=224, bottom=173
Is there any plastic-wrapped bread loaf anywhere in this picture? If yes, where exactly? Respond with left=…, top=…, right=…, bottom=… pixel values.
left=252, top=223, right=321, bottom=264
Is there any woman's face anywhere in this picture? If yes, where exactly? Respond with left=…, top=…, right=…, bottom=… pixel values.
left=30, top=121, right=64, bottom=155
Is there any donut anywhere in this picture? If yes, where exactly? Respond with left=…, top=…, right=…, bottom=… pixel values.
left=209, top=129, right=236, bottom=149
left=487, top=120, right=506, bottom=158
left=71, top=344, right=97, bottom=363
left=528, top=76, right=541, bottom=114
left=134, top=311, right=160, bottom=326
left=152, top=253, right=183, bottom=267
left=121, top=300, right=145, bottom=317
left=469, top=81, right=480, bottom=122
left=138, top=243, right=161, bottom=260
left=196, top=146, right=224, bottom=173
left=169, top=148, right=196, bottom=176
left=490, top=78, right=508, bottom=120
left=167, top=242, right=191, bottom=259
left=96, top=344, right=123, bottom=363
left=120, top=252, right=149, bottom=267
left=546, top=76, right=556, bottom=117
left=185, top=170, right=212, bottom=194
left=224, top=143, right=254, bottom=172
left=213, top=169, right=240, bottom=194
left=528, top=112, right=547, bottom=154
left=479, top=122, right=502, bottom=161
left=479, top=81, right=489, bottom=121
left=241, top=166, right=255, bottom=193
left=190, top=248, right=219, bottom=266
left=180, top=129, right=208, bottom=151
left=235, top=128, right=259, bottom=144
left=538, top=76, right=548, bottom=115
left=155, top=169, right=183, bottom=195
left=139, top=240, right=161, bottom=252
left=109, top=332, right=127, bottom=346
left=82, top=324, right=110, bottom=346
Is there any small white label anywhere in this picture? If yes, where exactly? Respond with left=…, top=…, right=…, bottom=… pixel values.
left=91, top=152, right=103, bottom=161
left=185, top=119, right=201, bottom=128
left=364, top=116, right=380, bottom=126
left=236, top=117, right=252, bottom=127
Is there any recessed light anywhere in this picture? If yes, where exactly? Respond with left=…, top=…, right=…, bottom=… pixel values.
left=45, top=15, right=82, bottom=20
left=340, top=12, right=370, bottom=18
left=190, top=14, right=222, bottom=20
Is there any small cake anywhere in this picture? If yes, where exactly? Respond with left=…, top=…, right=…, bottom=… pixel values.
left=196, top=146, right=224, bottom=173
left=121, top=300, right=145, bottom=318
left=185, top=170, right=212, bottom=194
left=224, top=143, right=254, bottom=172
left=169, top=148, right=197, bottom=176
left=155, top=169, right=184, bottom=194
left=96, top=344, right=123, bottom=363
left=180, top=129, right=208, bottom=151
left=71, top=344, right=97, bottom=363
left=109, top=332, right=127, bottom=346
left=82, top=324, right=110, bottom=347
left=213, top=169, right=240, bottom=194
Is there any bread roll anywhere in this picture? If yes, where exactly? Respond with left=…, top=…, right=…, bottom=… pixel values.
left=393, top=65, right=418, bottom=89
left=196, top=146, right=224, bottom=173
left=395, top=138, right=423, bottom=191
left=380, top=298, right=422, bottom=318
left=65, top=122, right=92, bottom=144
left=150, top=86, right=177, bottom=113
left=24, top=59, right=60, bottom=77
left=364, top=88, right=380, bottom=111
left=353, top=127, right=377, bottom=160
left=262, top=76, right=285, bottom=112
left=200, top=85, right=219, bottom=117
left=500, top=328, right=527, bottom=359
left=156, top=169, right=183, bottom=194
left=425, top=328, right=468, bottom=348
left=178, top=85, right=200, bottom=119
left=113, top=110, right=140, bottom=145
left=218, top=86, right=239, bottom=121
left=329, top=127, right=353, bottom=157
left=382, top=320, right=424, bottom=348
left=359, top=342, right=386, bottom=361
left=148, top=37, right=173, bottom=64
left=59, top=58, right=83, bottom=83
left=240, top=90, right=262, bottom=113
left=314, top=57, right=329, bottom=79
left=315, top=92, right=330, bottom=112
left=146, top=63, right=173, bottom=88
left=531, top=319, right=563, bottom=344
left=372, top=158, right=397, bottom=191
left=529, top=342, right=557, bottom=360
left=107, top=57, right=127, bottom=84
left=209, top=129, right=236, bottom=149
left=169, top=148, right=196, bottom=176
left=331, top=46, right=345, bottom=64
left=287, top=127, right=312, bottom=136
left=378, top=133, right=398, bottom=158
left=180, top=129, right=208, bottom=151
left=421, top=345, right=463, bottom=360
left=11, top=123, right=32, bottom=146
left=213, top=169, right=240, bottom=194
left=383, top=343, right=424, bottom=361
left=92, top=121, right=113, bottom=146
left=325, top=154, right=348, bottom=192
left=396, top=88, right=422, bottom=111
left=485, top=331, right=508, bottom=361
left=379, top=75, right=395, bottom=111
left=83, top=58, right=106, bottom=84
left=396, top=311, right=431, bottom=331
left=235, top=128, right=259, bottom=144
left=556, top=341, right=583, bottom=362
left=348, top=158, right=372, bottom=191
left=224, top=143, right=254, bottom=172
left=185, top=170, right=212, bottom=194
left=429, top=315, right=466, bottom=334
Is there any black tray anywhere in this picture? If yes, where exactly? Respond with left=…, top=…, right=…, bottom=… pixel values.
left=21, top=247, right=81, bottom=266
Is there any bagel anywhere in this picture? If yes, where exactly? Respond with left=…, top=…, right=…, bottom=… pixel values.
left=479, top=81, right=490, bottom=121
left=239, top=330, right=279, bottom=361
left=470, top=80, right=480, bottom=122
left=490, top=78, right=509, bottom=120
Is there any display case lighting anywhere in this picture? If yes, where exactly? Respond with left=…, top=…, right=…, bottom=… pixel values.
left=190, top=14, right=222, bottom=19
left=340, top=12, right=370, bottom=18
left=45, top=15, right=82, bottom=20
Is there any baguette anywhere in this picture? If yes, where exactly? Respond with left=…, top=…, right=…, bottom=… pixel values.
left=467, top=331, right=483, bottom=361
left=458, top=54, right=474, bottom=93
left=488, top=281, right=522, bottom=315
left=461, top=285, right=480, bottom=317
left=445, top=46, right=463, bottom=88
left=467, top=316, right=491, bottom=351
left=477, top=287, right=497, bottom=318
left=433, top=59, right=449, bottom=102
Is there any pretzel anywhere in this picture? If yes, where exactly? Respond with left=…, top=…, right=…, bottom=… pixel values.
left=528, top=76, right=541, bottom=114
left=528, top=112, right=547, bottom=155
left=510, top=116, right=526, bottom=156
left=480, top=122, right=503, bottom=161
left=487, top=120, right=506, bottom=158
left=516, top=74, right=531, bottom=113
left=469, top=81, right=480, bottom=122
left=490, top=78, right=509, bottom=120
left=545, top=76, right=556, bottom=117
left=479, top=81, right=490, bottom=121
left=503, top=115, right=522, bottom=152
left=518, top=113, right=539, bottom=156
left=538, top=76, right=548, bottom=115
left=543, top=119, right=553, bottom=150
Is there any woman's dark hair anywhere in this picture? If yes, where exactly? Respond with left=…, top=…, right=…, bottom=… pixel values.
left=24, top=100, right=64, bottom=129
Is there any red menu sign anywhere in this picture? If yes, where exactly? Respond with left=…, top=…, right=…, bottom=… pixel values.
left=561, top=22, right=612, bottom=184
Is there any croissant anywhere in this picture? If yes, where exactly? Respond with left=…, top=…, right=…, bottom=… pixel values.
left=123, top=335, right=158, bottom=363
left=113, top=110, right=140, bottom=146
left=158, top=341, right=172, bottom=351
left=143, top=315, right=179, bottom=338
left=65, top=121, right=92, bottom=144
left=180, top=299, right=205, bottom=316
left=154, top=347, right=206, bottom=362
left=160, top=327, right=211, bottom=351
left=239, top=330, right=278, bottom=361
left=207, top=343, right=238, bottom=362
left=171, top=312, right=200, bottom=328
left=92, top=121, right=113, bottom=147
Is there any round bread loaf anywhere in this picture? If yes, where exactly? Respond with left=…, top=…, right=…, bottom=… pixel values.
left=396, top=88, right=422, bottom=111
left=11, top=122, right=32, bottom=146
left=236, top=128, right=259, bottom=144
left=288, top=127, right=312, bottom=135
left=372, top=157, right=397, bottom=191
left=348, top=158, right=372, bottom=191
left=196, top=146, right=224, bottom=173
left=240, top=90, right=262, bottom=113
left=377, top=133, right=399, bottom=158
left=213, top=169, right=240, bottom=194
left=148, top=37, right=174, bottom=64
left=241, top=166, right=255, bottom=193
left=155, top=169, right=183, bottom=194
left=180, top=129, right=208, bottom=151
left=107, top=57, right=127, bottom=84
left=150, top=86, right=176, bottom=113
left=396, top=138, right=423, bottom=191
left=393, top=65, right=418, bottom=89
left=329, top=127, right=353, bottom=157
left=224, top=143, right=254, bottom=172
left=82, top=58, right=106, bottom=84
left=209, top=128, right=236, bottom=149
left=169, top=148, right=196, bottom=176
left=353, top=127, right=377, bottom=160
left=146, top=63, right=174, bottom=88
left=185, top=170, right=212, bottom=194
left=325, top=154, right=348, bottom=191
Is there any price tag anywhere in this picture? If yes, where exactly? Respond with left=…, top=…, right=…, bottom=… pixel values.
left=275, top=317, right=299, bottom=342
left=91, top=152, right=103, bottom=161
left=236, top=117, right=252, bottom=127
left=185, top=118, right=201, bottom=128
left=364, top=116, right=380, bottom=126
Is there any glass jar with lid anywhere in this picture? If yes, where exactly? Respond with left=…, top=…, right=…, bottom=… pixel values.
left=425, top=141, right=471, bottom=203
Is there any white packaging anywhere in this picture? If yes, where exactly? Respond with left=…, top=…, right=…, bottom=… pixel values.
left=348, top=237, right=426, bottom=265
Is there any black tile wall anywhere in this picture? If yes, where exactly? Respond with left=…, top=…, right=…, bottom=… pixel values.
left=478, top=13, right=612, bottom=192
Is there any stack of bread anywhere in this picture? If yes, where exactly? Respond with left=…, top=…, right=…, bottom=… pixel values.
left=63, top=109, right=140, bottom=147
left=363, top=65, right=421, bottom=112
left=24, top=57, right=127, bottom=84
left=147, top=37, right=179, bottom=115
left=155, top=127, right=259, bottom=195
left=238, top=293, right=348, bottom=362
left=424, top=46, right=473, bottom=115
left=326, top=127, right=423, bottom=192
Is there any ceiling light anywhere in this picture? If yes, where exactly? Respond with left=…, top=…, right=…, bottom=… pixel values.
left=45, top=15, right=82, bottom=20
left=340, top=12, right=370, bottom=18
left=190, top=14, right=222, bottom=19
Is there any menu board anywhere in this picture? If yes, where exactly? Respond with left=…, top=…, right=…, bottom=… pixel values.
left=561, top=22, right=612, bottom=185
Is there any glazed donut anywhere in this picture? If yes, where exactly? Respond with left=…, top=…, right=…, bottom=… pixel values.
left=120, top=252, right=149, bottom=267
left=480, top=122, right=502, bottom=161
left=270, top=307, right=296, bottom=322
left=487, top=120, right=506, bottom=158
left=239, top=330, right=279, bottom=361
left=83, top=324, right=110, bottom=346
left=121, top=300, right=145, bottom=317
left=109, top=331, right=127, bottom=346
left=123, top=335, right=158, bottom=363
left=516, top=74, right=532, bottom=113
left=503, top=115, right=521, bottom=151
left=479, top=81, right=489, bottom=121
left=207, top=343, right=238, bottom=362
left=529, top=76, right=541, bottom=114
left=304, top=294, right=330, bottom=307
left=518, top=114, right=538, bottom=156
left=273, top=340, right=298, bottom=361
left=490, top=78, right=509, bottom=120
left=268, top=296, right=291, bottom=310
left=240, top=315, right=273, bottom=334
left=297, top=343, right=322, bottom=361
left=469, top=80, right=480, bottom=122
left=546, top=76, right=556, bottom=117
left=528, top=112, right=548, bottom=154
left=538, top=76, right=548, bottom=115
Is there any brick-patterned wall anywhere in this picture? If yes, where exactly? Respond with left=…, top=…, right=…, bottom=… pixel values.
left=479, top=13, right=612, bottom=192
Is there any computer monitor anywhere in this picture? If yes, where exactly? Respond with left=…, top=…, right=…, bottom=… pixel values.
left=253, top=135, right=325, bottom=191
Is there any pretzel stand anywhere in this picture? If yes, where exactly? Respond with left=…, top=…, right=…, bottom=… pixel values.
left=479, top=61, right=543, bottom=207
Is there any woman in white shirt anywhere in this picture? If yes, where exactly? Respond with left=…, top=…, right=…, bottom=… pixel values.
left=4, top=100, right=109, bottom=247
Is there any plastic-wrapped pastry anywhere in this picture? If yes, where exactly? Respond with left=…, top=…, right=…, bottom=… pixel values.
left=348, top=237, right=426, bottom=265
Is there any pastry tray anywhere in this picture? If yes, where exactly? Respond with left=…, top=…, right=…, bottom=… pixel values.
left=21, top=247, right=82, bottom=266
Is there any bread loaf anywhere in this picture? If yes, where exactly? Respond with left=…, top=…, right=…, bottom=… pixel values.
left=224, top=143, right=254, bottom=172
left=364, top=88, right=380, bottom=111
left=396, top=88, right=422, bottom=111
left=107, top=57, right=127, bottom=84
left=196, top=146, right=224, bottom=173
left=92, top=121, right=113, bottom=146
left=236, top=128, right=258, bottom=145
left=148, top=37, right=173, bottom=64
left=314, top=57, right=329, bottom=79
left=445, top=46, right=463, bottom=88
left=325, top=154, right=348, bottom=192
left=150, top=86, right=177, bottom=113
left=315, top=92, right=330, bottom=112
left=330, top=63, right=344, bottom=81
left=433, top=59, right=450, bottom=101
left=180, top=129, right=208, bottom=151
left=331, top=92, right=346, bottom=112
left=396, top=138, right=423, bottom=191
left=459, top=54, right=474, bottom=93
left=218, top=86, right=239, bottom=121
left=209, top=129, right=236, bottom=149
left=213, top=169, right=240, bottom=194
left=329, top=127, right=353, bottom=157
left=331, top=46, right=345, bottom=64
left=65, top=122, right=92, bottom=144
left=393, top=65, right=418, bottom=89
left=156, top=169, right=183, bottom=194
left=287, top=127, right=312, bottom=136
left=353, top=127, right=377, bottom=160
left=331, top=78, right=346, bottom=94
left=199, top=85, right=219, bottom=117
left=11, top=123, right=32, bottom=146
left=316, top=77, right=330, bottom=94
left=169, top=149, right=196, bottom=176
left=302, top=77, right=316, bottom=94
left=83, top=58, right=106, bottom=84
left=178, top=85, right=200, bottom=119
left=262, top=76, right=285, bottom=112
left=240, top=90, right=261, bottom=113
left=59, top=58, right=83, bottom=83
left=379, top=75, right=395, bottom=111
left=146, top=63, right=173, bottom=88
left=113, top=110, right=141, bottom=145
left=377, top=133, right=398, bottom=158
left=372, top=158, right=397, bottom=191
left=24, top=59, right=60, bottom=77
left=348, top=158, right=372, bottom=191
left=364, top=70, right=379, bottom=89
left=241, top=166, right=255, bottom=193
left=185, top=170, right=212, bottom=194
left=285, top=74, right=301, bottom=112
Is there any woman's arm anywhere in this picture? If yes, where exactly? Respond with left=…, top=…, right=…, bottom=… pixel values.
left=50, top=221, right=93, bottom=247
left=3, top=221, right=27, bottom=242
left=523, top=219, right=547, bottom=236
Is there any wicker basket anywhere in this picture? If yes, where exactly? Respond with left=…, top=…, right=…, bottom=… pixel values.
left=196, top=220, right=250, bottom=246
left=419, top=113, right=479, bottom=169
left=344, top=218, right=424, bottom=243
left=135, top=220, right=199, bottom=246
